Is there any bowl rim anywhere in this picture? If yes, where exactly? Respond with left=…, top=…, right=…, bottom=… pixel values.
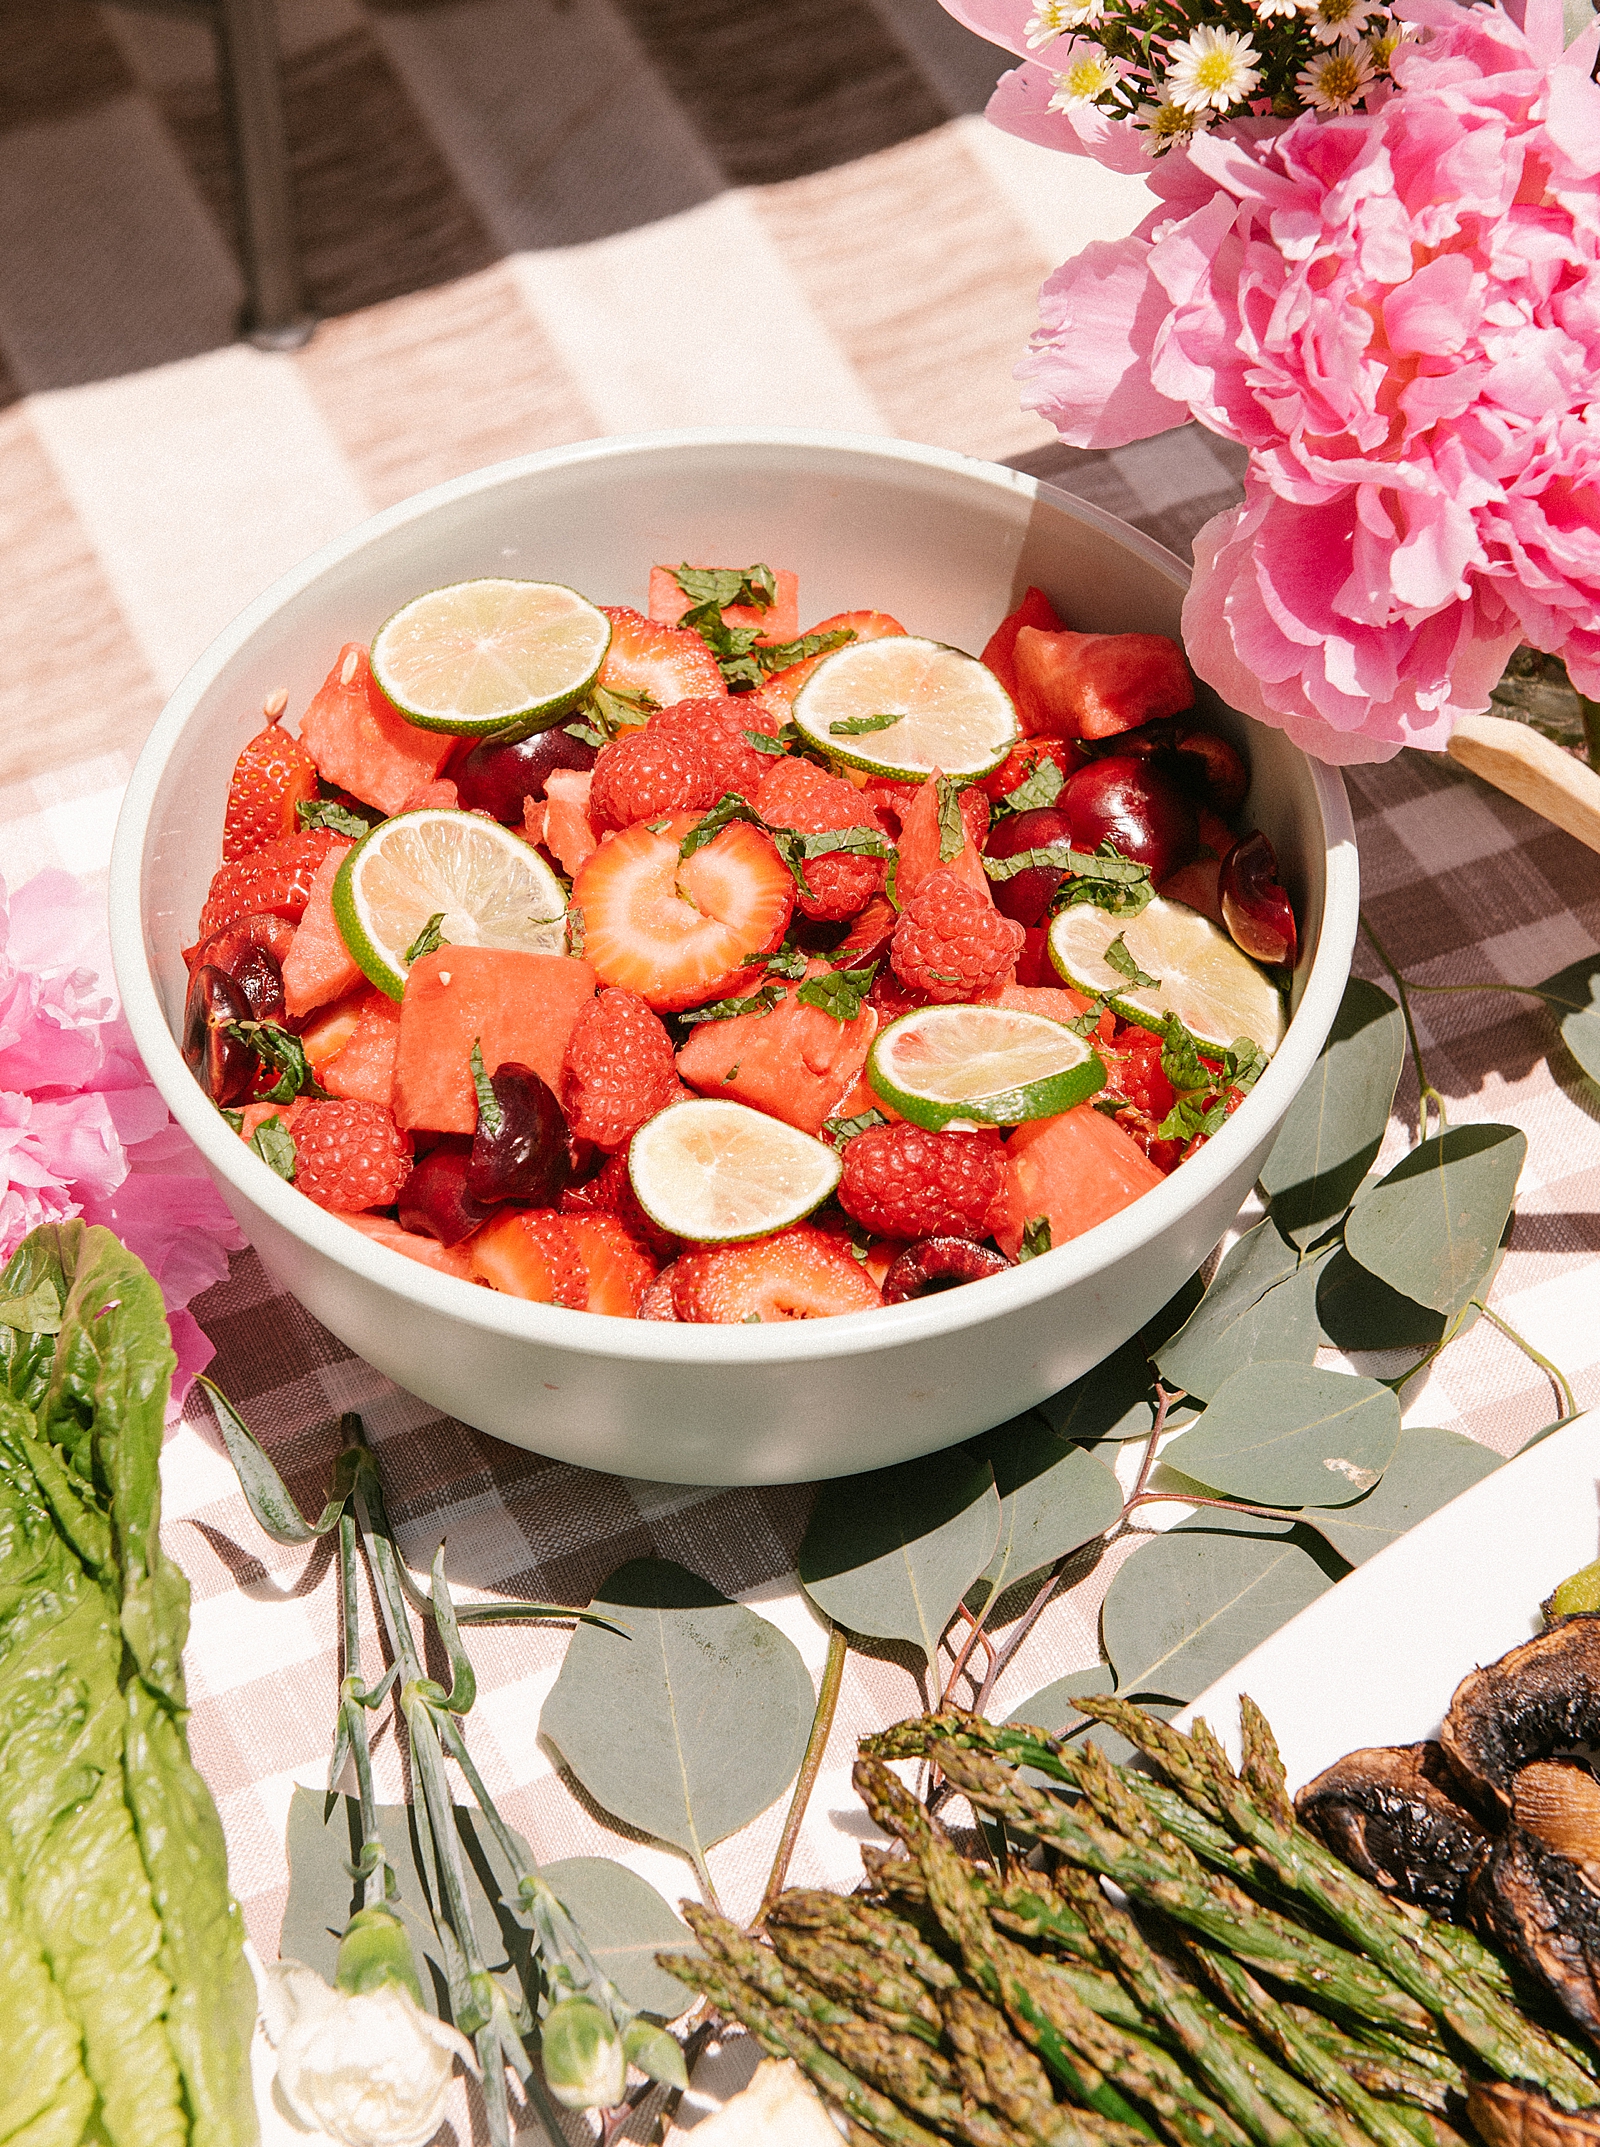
left=110, top=426, right=1358, bottom=1369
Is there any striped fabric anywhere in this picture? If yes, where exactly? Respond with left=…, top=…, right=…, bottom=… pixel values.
left=6, top=5, right=1600, bottom=2137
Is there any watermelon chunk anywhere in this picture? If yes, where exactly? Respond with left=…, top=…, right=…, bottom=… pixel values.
left=524, top=770, right=597, bottom=877
left=297, top=990, right=367, bottom=1073
left=981, top=586, right=1064, bottom=728
left=299, top=644, right=455, bottom=816
left=321, top=990, right=403, bottom=1105
left=675, top=964, right=877, bottom=1136
left=281, top=838, right=359, bottom=1018
left=1013, top=628, right=1195, bottom=741
left=990, top=1104, right=1166, bottom=1257
left=648, top=564, right=800, bottom=647
left=893, top=773, right=990, bottom=904
left=393, top=948, right=597, bottom=1133
left=342, top=1211, right=478, bottom=1281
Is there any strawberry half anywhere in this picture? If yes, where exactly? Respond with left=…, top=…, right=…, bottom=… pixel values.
left=195, top=828, right=340, bottom=944
left=470, top=1208, right=589, bottom=1307
left=672, top=1225, right=882, bottom=1322
left=598, top=606, right=724, bottom=707
left=570, top=814, right=793, bottom=1012
left=222, top=708, right=319, bottom=862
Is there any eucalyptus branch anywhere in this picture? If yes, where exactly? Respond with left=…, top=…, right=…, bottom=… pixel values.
left=758, top=1625, right=849, bottom=1923
left=1361, top=913, right=1447, bottom=1142
left=1473, top=1300, right=1580, bottom=1418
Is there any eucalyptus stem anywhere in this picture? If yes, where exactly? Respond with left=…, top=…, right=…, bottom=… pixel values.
left=1361, top=913, right=1447, bottom=1142
left=1473, top=1300, right=1580, bottom=1417
left=759, top=1624, right=849, bottom=1922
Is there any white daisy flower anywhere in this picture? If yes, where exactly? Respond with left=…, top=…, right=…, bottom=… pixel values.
left=1252, top=0, right=1308, bottom=21
left=1295, top=35, right=1376, bottom=108
left=1307, top=0, right=1384, bottom=45
left=1135, top=85, right=1213, bottom=151
left=1164, top=25, right=1263, bottom=112
left=1048, top=46, right=1124, bottom=108
left=1366, top=17, right=1412, bottom=68
left=1025, top=0, right=1106, bottom=50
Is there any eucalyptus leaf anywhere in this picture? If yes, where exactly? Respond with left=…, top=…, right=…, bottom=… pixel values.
left=1260, top=978, right=1405, bottom=1246
left=1155, top=1222, right=1322, bottom=1402
left=1314, top=1247, right=1451, bottom=1354
left=539, top=1859, right=694, bottom=2018
left=1539, top=952, right=1600, bottom=1084
left=962, top=1415, right=1124, bottom=1595
left=1344, top=1123, right=1525, bottom=1315
left=541, top=1559, right=813, bottom=1886
left=1520, top=1412, right=1587, bottom=1453
left=799, top=1451, right=1001, bottom=1667
left=1037, top=1339, right=1164, bottom=1445
left=1141, top=1270, right=1208, bottom=1354
left=1161, top=1363, right=1401, bottom=1508
left=1299, top=1426, right=1504, bottom=1565
left=1102, top=1514, right=1338, bottom=1705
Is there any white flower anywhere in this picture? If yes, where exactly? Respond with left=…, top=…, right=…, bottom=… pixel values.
left=1025, top=0, right=1106, bottom=48
left=1295, top=36, right=1376, bottom=108
left=1047, top=45, right=1125, bottom=108
left=261, top=1960, right=477, bottom=2147
left=1366, top=17, right=1412, bottom=67
left=1306, top=0, right=1384, bottom=43
left=1252, top=0, right=1308, bottom=20
left=1135, top=85, right=1213, bottom=150
left=1164, top=25, right=1263, bottom=113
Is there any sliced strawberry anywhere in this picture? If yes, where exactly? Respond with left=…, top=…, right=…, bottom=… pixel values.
left=835, top=893, right=898, bottom=968
left=672, top=1225, right=882, bottom=1322
left=598, top=606, right=724, bottom=707
left=223, top=710, right=319, bottom=862
left=565, top=1213, right=657, bottom=1316
left=571, top=814, right=793, bottom=1012
left=297, top=988, right=369, bottom=1073
left=470, top=1208, right=588, bottom=1307
left=648, top=565, right=800, bottom=647
left=560, top=1150, right=680, bottom=1263
left=196, top=828, right=340, bottom=944
left=980, top=737, right=1084, bottom=805
left=638, top=1266, right=679, bottom=1319
left=528, top=768, right=598, bottom=876
left=756, top=610, right=908, bottom=710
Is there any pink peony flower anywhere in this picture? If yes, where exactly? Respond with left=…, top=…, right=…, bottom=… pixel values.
left=0, top=870, right=245, bottom=1409
left=991, top=0, right=1600, bottom=761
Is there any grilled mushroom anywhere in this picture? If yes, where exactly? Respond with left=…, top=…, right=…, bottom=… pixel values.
left=1515, top=1762, right=1600, bottom=1879
left=1442, top=1617, right=1600, bottom=1820
left=1473, top=1823, right=1600, bottom=2037
left=1295, top=1743, right=1489, bottom=1917
left=1468, top=2082, right=1600, bottom=2147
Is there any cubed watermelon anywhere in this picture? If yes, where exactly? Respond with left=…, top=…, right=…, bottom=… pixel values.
left=392, top=948, right=597, bottom=1133
left=1012, top=629, right=1194, bottom=741
left=321, top=989, right=403, bottom=1105
left=980, top=585, right=1064, bottom=727
left=893, top=774, right=990, bottom=903
left=990, top=1103, right=1166, bottom=1257
left=299, top=644, right=455, bottom=816
left=281, top=838, right=359, bottom=1018
left=675, top=966, right=877, bottom=1136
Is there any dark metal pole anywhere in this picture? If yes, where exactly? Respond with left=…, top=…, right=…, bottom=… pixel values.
left=213, top=0, right=315, bottom=347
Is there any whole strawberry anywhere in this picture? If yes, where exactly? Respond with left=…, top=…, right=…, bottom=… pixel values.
left=194, top=827, right=341, bottom=945
left=755, top=756, right=884, bottom=921
left=223, top=703, right=319, bottom=861
left=562, top=988, right=682, bottom=1150
left=291, top=1100, right=413, bottom=1213
left=838, top=1121, right=1005, bottom=1242
left=890, top=866, right=1024, bottom=1003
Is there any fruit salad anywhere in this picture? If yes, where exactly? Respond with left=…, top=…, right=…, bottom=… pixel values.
left=181, top=564, right=1300, bottom=1323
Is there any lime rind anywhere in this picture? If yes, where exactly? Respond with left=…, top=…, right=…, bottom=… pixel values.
left=868, top=1004, right=1106, bottom=1130
left=332, top=807, right=568, bottom=1000
left=1046, top=897, right=1286, bottom=1057
left=370, top=577, right=611, bottom=738
left=791, top=636, right=1016, bottom=782
left=627, top=1098, right=842, bottom=1244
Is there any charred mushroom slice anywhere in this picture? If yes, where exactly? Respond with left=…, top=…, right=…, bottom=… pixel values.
left=1473, top=1825, right=1600, bottom=2038
left=1443, top=1617, right=1600, bottom=1821
left=1296, top=1742, right=1489, bottom=1918
left=1469, top=2080, right=1600, bottom=2147
left=1515, top=1762, right=1600, bottom=1879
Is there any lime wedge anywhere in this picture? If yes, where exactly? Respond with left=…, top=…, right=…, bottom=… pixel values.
left=370, top=578, right=611, bottom=738
left=868, top=1003, right=1105, bottom=1130
left=628, top=1099, right=841, bottom=1243
left=333, top=808, right=567, bottom=999
left=791, top=636, right=1016, bottom=781
left=1047, top=897, right=1286, bottom=1057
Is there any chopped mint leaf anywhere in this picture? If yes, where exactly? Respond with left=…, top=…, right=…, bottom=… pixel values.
left=563, top=719, right=607, bottom=749
left=1158, top=1011, right=1208, bottom=1096
left=1019, top=1215, right=1052, bottom=1262
left=1226, top=1035, right=1268, bottom=1091
left=757, top=626, right=855, bottom=673
left=935, top=775, right=966, bottom=864
left=405, top=912, right=448, bottom=963
left=823, top=1108, right=887, bottom=1146
left=742, top=1311, right=763, bottom=1323
left=678, top=596, right=767, bottom=691
left=250, top=1114, right=297, bottom=1180
left=679, top=985, right=785, bottom=1025
left=1158, top=1092, right=1230, bottom=1144
left=761, top=943, right=810, bottom=980
left=1066, top=998, right=1111, bottom=1039
left=984, top=842, right=1148, bottom=885
left=227, top=1022, right=325, bottom=1103
left=884, top=849, right=901, bottom=912
left=471, top=1039, right=504, bottom=1137
left=1093, top=1095, right=1126, bottom=1118
left=680, top=793, right=764, bottom=860
left=1104, top=933, right=1159, bottom=991
left=220, top=1107, right=245, bottom=1134
left=801, top=826, right=892, bottom=864
left=796, top=962, right=876, bottom=1022
left=297, top=797, right=374, bottom=838
left=574, top=684, right=656, bottom=747
left=744, top=729, right=789, bottom=755
left=992, top=755, right=1064, bottom=817
left=566, top=905, right=586, bottom=958
left=672, top=563, right=777, bottom=613
left=828, top=711, right=903, bottom=738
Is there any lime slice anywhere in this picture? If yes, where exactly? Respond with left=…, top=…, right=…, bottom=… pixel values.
left=333, top=808, right=567, bottom=999
left=1047, top=897, right=1286, bottom=1056
left=370, top=578, right=611, bottom=738
left=791, top=636, right=1016, bottom=781
left=869, top=1004, right=1105, bottom=1130
left=628, top=1099, right=842, bottom=1243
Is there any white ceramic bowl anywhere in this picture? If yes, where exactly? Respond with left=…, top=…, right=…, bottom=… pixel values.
left=111, top=430, right=1358, bottom=1485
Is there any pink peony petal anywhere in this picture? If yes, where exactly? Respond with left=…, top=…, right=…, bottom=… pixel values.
left=1021, top=238, right=1192, bottom=448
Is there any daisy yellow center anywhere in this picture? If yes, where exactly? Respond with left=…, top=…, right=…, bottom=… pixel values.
left=1321, top=0, right=1357, bottom=23
left=1194, top=50, right=1242, bottom=89
left=1064, top=56, right=1112, bottom=92
left=1315, top=51, right=1364, bottom=93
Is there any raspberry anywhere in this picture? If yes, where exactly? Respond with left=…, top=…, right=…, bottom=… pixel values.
left=889, top=867, right=1025, bottom=1003
left=837, top=1122, right=1004, bottom=1243
left=588, top=725, right=718, bottom=832
left=655, top=697, right=772, bottom=805
left=562, top=988, right=681, bottom=1150
left=291, top=1100, right=413, bottom=1213
left=561, top=1150, right=680, bottom=1261
left=755, top=757, right=884, bottom=922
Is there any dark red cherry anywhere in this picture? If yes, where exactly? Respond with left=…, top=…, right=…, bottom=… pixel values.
left=465, top=1063, right=572, bottom=1206
left=1174, top=728, right=1248, bottom=815
left=398, top=1141, right=495, bottom=1246
left=192, top=913, right=293, bottom=1022
left=1061, top=756, right=1198, bottom=883
left=182, top=965, right=255, bottom=1106
left=453, top=727, right=597, bottom=825
left=984, top=806, right=1075, bottom=927
left=1220, top=832, right=1297, bottom=967
left=881, top=1237, right=1013, bottom=1303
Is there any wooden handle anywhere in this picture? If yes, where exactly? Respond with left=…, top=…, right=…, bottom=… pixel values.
left=1446, top=714, right=1600, bottom=856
